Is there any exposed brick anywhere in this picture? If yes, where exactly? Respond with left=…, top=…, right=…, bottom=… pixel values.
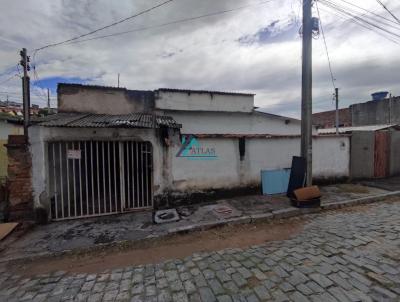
left=6, top=135, right=33, bottom=221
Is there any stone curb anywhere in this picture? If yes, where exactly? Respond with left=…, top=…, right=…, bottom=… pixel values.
left=2, top=190, right=400, bottom=264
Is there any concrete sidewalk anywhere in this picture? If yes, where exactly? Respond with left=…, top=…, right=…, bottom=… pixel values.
left=0, top=182, right=398, bottom=263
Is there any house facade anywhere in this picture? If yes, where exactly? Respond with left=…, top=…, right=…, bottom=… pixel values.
left=24, top=84, right=350, bottom=221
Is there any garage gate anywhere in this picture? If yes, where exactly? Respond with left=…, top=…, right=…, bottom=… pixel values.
left=47, top=140, right=153, bottom=221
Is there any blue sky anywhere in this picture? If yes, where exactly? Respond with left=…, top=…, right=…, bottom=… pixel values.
left=33, top=76, right=88, bottom=94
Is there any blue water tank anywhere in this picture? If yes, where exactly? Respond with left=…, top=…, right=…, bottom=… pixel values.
left=371, top=91, right=389, bottom=101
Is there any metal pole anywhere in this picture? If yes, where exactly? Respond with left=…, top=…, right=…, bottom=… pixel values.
left=301, top=0, right=313, bottom=186
left=47, top=88, right=50, bottom=110
left=335, top=88, right=339, bottom=135
left=118, top=73, right=120, bottom=88
left=20, top=48, right=30, bottom=138
left=389, top=93, right=392, bottom=124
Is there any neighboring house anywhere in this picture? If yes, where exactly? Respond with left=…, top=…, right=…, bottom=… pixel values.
left=312, top=108, right=351, bottom=129
left=23, top=83, right=349, bottom=221
left=313, top=95, right=400, bottom=129
left=0, top=114, right=23, bottom=178
left=350, top=96, right=400, bottom=126
left=319, top=124, right=400, bottom=179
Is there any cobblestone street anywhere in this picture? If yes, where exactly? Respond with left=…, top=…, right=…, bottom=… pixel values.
left=1, top=201, right=400, bottom=302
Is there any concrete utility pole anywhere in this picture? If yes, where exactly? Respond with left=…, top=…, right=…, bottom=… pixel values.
left=118, top=73, right=120, bottom=88
left=301, top=0, right=313, bottom=186
left=47, top=88, right=50, bottom=109
left=19, top=48, right=31, bottom=137
left=335, top=88, right=339, bottom=135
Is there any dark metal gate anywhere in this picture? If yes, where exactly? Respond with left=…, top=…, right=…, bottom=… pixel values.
left=47, top=140, right=152, bottom=221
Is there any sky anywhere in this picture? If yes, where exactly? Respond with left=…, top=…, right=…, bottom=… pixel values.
left=0, top=0, right=399, bottom=118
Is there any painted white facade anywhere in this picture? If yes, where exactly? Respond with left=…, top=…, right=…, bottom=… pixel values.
left=28, top=84, right=351, bottom=213
left=155, top=90, right=254, bottom=113
left=29, top=126, right=164, bottom=208
left=169, top=135, right=350, bottom=193
left=161, top=111, right=304, bottom=135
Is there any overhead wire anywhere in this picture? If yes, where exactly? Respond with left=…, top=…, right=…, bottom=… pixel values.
left=31, top=0, right=276, bottom=85
left=33, top=0, right=175, bottom=52
left=375, top=0, right=400, bottom=24
left=63, top=0, right=275, bottom=46
left=0, top=73, right=19, bottom=85
left=336, top=0, right=400, bottom=26
left=319, top=0, right=400, bottom=42
left=315, top=1, right=336, bottom=91
left=320, top=0, right=400, bottom=32
left=318, top=5, right=400, bottom=45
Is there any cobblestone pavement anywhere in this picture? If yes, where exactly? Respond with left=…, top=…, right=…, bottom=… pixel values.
left=1, top=201, right=400, bottom=302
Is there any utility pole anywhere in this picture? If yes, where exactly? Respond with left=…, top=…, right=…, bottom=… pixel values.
left=19, top=48, right=30, bottom=138
left=47, top=88, right=51, bottom=110
left=118, top=73, right=120, bottom=88
left=335, top=88, right=339, bottom=135
left=301, top=0, right=313, bottom=186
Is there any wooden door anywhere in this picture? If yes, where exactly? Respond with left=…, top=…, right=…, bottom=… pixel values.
left=374, top=131, right=389, bottom=178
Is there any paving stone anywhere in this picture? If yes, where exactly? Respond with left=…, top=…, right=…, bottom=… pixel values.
left=309, top=273, right=334, bottom=288
left=103, top=290, right=119, bottom=301
left=253, top=285, right=270, bottom=300
left=236, top=267, right=252, bottom=279
left=328, top=286, right=351, bottom=302
left=231, top=273, right=247, bottom=288
left=183, top=280, right=196, bottom=294
left=216, top=294, right=232, bottom=302
left=370, top=286, right=397, bottom=300
left=290, top=292, right=310, bottom=302
left=199, top=287, right=217, bottom=302
left=271, top=289, right=290, bottom=302
left=287, top=270, right=309, bottom=286
left=296, top=284, right=313, bottom=296
left=305, top=281, right=324, bottom=294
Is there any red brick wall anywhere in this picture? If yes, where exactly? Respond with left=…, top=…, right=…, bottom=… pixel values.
left=6, top=135, right=33, bottom=221
left=312, top=108, right=351, bottom=129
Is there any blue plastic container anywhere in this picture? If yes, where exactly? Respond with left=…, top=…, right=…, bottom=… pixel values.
left=261, top=169, right=291, bottom=195
left=371, top=91, right=388, bottom=101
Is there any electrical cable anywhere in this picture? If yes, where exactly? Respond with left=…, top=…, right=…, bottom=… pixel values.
left=321, top=0, right=400, bottom=31
left=318, top=5, right=400, bottom=44
left=336, top=0, right=400, bottom=26
left=315, top=1, right=336, bottom=90
left=0, top=74, right=19, bottom=85
left=319, top=0, right=400, bottom=40
left=34, top=0, right=174, bottom=52
left=375, top=0, right=400, bottom=24
left=63, top=0, right=275, bottom=46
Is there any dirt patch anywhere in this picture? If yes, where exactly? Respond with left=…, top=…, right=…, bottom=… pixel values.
left=336, top=184, right=370, bottom=194
left=9, top=218, right=305, bottom=276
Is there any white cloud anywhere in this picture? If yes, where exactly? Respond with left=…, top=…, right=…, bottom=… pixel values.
left=0, top=0, right=399, bottom=115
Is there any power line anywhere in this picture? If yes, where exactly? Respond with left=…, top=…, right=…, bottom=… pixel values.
left=64, top=0, right=275, bottom=46
left=325, top=0, right=400, bottom=31
left=34, top=0, right=175, bottom=52
left=315, top=1, right=336, bottom=90
left=318, top=5, right=400, bottom=44
left=335, top=0, right=400, bottom=27
left=0, top=73, right=19, bottom=85
left=375, top=0, right=400, bottom=24
left=319, top=0, right=400, bottom=41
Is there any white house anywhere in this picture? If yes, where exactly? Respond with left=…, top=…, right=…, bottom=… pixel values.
left=28, top=84, right=350, bottom=221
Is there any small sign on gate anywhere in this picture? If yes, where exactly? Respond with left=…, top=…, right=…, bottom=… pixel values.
left=67, top=149, right=81, bottom=159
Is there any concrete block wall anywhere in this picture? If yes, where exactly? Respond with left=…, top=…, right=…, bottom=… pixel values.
left=350, top=131, right=375, bottom=179
left=169, top=135, right=351, bottom=195
left=351, top=97, right=400, bottom=126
